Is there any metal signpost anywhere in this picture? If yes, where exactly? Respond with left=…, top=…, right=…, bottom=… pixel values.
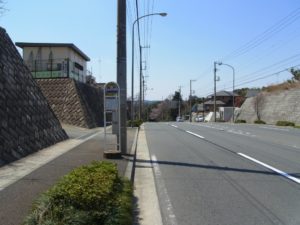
left=104, top=82, right=121, bottom=155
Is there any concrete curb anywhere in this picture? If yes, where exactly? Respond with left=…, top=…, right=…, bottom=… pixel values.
left=124, top=127, right=139, bottom=182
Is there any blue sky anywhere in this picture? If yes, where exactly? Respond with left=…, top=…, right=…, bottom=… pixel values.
left=1, top=0, right=300, bottom=100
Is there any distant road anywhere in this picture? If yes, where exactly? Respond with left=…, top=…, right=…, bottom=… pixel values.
left=144, top=122, right=300, bottom=225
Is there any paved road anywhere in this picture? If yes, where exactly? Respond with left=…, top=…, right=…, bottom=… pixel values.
left=144, top=122, right=300, bottom=225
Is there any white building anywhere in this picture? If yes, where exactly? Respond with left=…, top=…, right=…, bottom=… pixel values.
left=16, top=42, right=90, bottom=83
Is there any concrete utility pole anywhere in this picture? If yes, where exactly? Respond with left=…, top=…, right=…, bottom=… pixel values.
left=117, top=0, right=127, bottom=153
left=139, top=45, right=142, bottom=120
left=178, top=86, right=182, bottom=118
left=189, top=79, right=196, bottom=122
left=214, top=61, right=217, bottom=122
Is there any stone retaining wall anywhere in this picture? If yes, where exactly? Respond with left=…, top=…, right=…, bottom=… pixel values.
left=0, top=27, right=68, bottom=166
left=36, top=79, right=104, bottom=128
left=236, top=88, right=300, bottom=124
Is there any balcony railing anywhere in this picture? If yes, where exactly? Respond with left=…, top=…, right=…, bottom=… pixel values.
left=24, top=58, right=86, bottom=82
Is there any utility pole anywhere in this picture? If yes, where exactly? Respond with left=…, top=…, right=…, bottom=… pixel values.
left=214, top=61, right=217, bottom=122
left=116, top=0, right=127, bottom=153
left=139, top=45, right=142, bottom=120
left=178, top=86, right=182, bottom=118
left=202, top=97, right=205, bottom=119
left=189, top=79, right=196, bottom=122
left=141, top=46, right=150, bottom=120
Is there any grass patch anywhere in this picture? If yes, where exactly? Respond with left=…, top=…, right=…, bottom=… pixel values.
left=23, top=161, right=133, bottom=225
left=254, top=120, right=266, bottom=124
left=127, top=119, right=143, bottom=127
left=294, top=125, right=300, bottom=129
left=235, top=119, right=246, bottom=123
left=276, top=121, right=295, bottom=127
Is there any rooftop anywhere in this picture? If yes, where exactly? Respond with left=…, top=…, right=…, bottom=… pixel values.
left=207, top=90, right=239, bottom=98
left=15, top=42, right=90, bottom=61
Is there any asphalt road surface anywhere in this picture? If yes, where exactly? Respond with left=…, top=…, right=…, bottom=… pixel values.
left=144, top=122, right=300, bottom=225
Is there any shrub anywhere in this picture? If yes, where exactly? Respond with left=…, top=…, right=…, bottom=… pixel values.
left=276, top=121, right=295, bottom=127
left=23, top=161, right=133, bottom=225
left=235, top=120, right=246, bottom=123
left=254, top=120, right=266, bottom=124
left=127, top=119, right=143, bottom=127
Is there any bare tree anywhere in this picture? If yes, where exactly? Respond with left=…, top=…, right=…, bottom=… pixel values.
left=0, top=0, right=7, bottom=16
left=289, top=68, right=300, bottom=82
left=252, top=93, right=265, bottom=120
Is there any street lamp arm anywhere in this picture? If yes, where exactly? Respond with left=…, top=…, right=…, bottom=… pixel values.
left=217, top=62, right=236, bottom=122
left=133, top=12, right=167, bottom=26
left=131, top=12, right=167, bottom=122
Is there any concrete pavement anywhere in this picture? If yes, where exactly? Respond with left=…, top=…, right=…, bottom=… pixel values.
left=0, top=125, right=138, bottom=225
left=133, top=125, right=163, bottom=225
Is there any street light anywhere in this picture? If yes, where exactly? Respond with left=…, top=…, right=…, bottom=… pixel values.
left=131, top=12, right=167, bottom=123
left=217, top=62, right=235, bottom=122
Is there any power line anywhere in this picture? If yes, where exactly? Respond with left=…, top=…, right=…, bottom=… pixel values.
left=221, top=7, right=300, bottom=61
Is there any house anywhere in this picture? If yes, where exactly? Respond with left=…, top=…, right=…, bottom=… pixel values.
left=206, top=90, right=240, bottom=110
left=16, top=42, right=90, bottom=83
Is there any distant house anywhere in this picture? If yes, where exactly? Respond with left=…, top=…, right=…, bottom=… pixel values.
left=16, top=42, right=90, bottom=83
left=206, top=90, right=242, bottom=109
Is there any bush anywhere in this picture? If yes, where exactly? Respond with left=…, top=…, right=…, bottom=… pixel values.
left=254, top=120, right=266, bottom=124
left=235, top=120, right=246, bottom=123
left=127, top=119, right=143, bottom=127
left=276, top=121, right=295, bottom=127
left=23, top=161, right=133, bottom=225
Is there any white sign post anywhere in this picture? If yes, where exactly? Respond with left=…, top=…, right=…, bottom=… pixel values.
left=103, top=82, right=121, bottom=155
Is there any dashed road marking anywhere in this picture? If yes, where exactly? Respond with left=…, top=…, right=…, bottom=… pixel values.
left=185, top=131, right=205, bottom=139
left=238, top=153, right=300, bottom=185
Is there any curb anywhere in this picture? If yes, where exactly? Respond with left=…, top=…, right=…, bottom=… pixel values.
left=124, top=127, right=139, bottom=183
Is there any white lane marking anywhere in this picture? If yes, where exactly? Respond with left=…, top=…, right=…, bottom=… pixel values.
left=171, top=124, right=178, bottom=128
left=261, top=126, right=290, bottom=132
left=151, top=155, right=178, bottom=225
left=186, top=131, right=205, bottom=139
left=238, top=153, right=300, bottom=184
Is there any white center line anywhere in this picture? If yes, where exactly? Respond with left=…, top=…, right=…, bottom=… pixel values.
left=186, top=131, right=205, bottom=139
left=171, top=124, right=178, bottom=128
left=238, top=153, right=300, bottom=184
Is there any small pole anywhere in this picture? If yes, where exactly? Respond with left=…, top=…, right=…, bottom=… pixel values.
left=214, top=62, right=217, bottom=122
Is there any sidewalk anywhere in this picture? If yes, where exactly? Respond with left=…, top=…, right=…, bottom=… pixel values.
left=133, top=124, right=163, bottom=225
left=0, top=126, right=138, bottom=225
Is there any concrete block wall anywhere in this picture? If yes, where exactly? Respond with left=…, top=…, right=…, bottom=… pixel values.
left=36, top=79, right=104, bottom=128
left=0, top=27, right=68, bottom=166
left=236, top=88, right=300, bottom=124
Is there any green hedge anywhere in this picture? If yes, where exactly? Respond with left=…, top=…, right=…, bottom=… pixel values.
left=23, top=161, right=133, bottom=225
left=276, top=121, right=295, bottom=127
left=254, top=120, right=266, bottom=124
left=127, top=119, right=143, bottom=127
left=235, top=119, right=246, bottom=123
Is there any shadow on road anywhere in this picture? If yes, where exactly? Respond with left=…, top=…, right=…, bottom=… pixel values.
left=135, top=159, right=281, bottom=176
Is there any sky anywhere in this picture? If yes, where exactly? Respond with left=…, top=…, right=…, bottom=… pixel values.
left=1, top=0, right=300, bottom=100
